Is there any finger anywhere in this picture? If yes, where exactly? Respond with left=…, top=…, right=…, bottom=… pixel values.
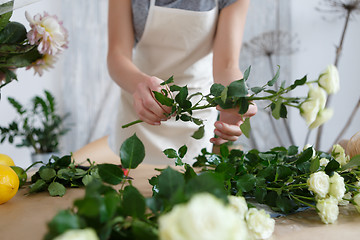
left=214, top=122, right=242, bottom=138
left=210, top=137, right=228, bottom=145
left=214, top=129, right=239, bottom=142
left=133, top=98, right=161, bottom=125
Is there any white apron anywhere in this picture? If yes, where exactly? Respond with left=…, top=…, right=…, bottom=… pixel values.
left=113, top=0, right=219, bottom=165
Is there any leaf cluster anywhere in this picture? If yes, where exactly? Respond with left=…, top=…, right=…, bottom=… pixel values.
left=45, top=134, right=229, bottom=240
left=0, top=90, right=70, bottom=153
left=123, top=66, right=308, bottom=139
left=193, top=144, right=360, bottom=214
left=0, top=0, right=43, bottom=88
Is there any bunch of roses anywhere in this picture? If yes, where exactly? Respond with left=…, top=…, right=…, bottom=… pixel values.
left=158, top=193, right=275, bottom=240
left=306, top=144, right=360, bottom=224
left=25, top=11, right=68, bottom=76
left=300, top=64, right=339, bottom=129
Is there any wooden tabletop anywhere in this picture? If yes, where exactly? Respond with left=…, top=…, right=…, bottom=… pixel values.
left=1, top=137, right=360, bottom=240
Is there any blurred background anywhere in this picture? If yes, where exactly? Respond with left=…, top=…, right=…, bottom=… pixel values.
left=0, top=0, right=359, bottom=168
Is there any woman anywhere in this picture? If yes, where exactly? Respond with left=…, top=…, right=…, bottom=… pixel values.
left=107, top=0, right=257, bottom=165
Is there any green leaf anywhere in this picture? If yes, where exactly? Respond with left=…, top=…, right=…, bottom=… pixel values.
left=132, top=219, right=158, bottom=240
left=236, top=174, right=256, bottom=192
left=57, top=168, right=74, bottom=180
left=271, top=99, right=282, bottom=120
left=276, top=195, right=295, bottom=213
left=325, top=160, right=340, bottom=175
left=220, top=87, right=228, bottom=103
left=48, top=182, right=66, bottom=197
left=175, top=86, right=192, bottom=109
left=7, top=97, right=25, bottom=114
left=238, top=97, right=249, bottom=115
left=29, top=179, right=47, bottom=193
left=227, top=79, right=248, bottom=97
left=0, top=1, right=13, bottom=32
left=185, top=172, right=227, bottom=201
left=74, top=197, right=100, bottom=218
left=310, top=158, right=320, bottom=173
left=251, top=86, right=263, bottom=94
left=122, top=185, right=146, bottom=218
left=98, top=164, right=123, bottom=185
left=287, top=145, right=298, bottom=155
left=47, top=210, right=84, bottom=236
left=157, top=167, right=185, bottom=199
left=290, top=75, right=307, bottom=90
left=54, top=155, right=71, bottom=168
left=120, top=134, right=145, bottom=169
left=191, top=125, right=204, bottom=139
left=153, top=91, right=174, bottom=107
left=255, top=187, right=267, bottom=203
left=296, top=147, right=314, bottom=164
left=0, top=21, right=27, bottom=44
left=267, top=66, right=280, bottom=86
left=280, top=104, right=287, bottom=118
left=178, top=145, right=187, bottom=158
left=163, top=148, right=178, bottom=158
left=243, top=66, right=251, bottom=81
left=210, top=83, right=225, bottom=97
left=341, top=155, right=360, bottom=171
left=161, top=75, right=174, bottom=85
left=220, top=144, right=229, bottom=158
left=82, top=175, right=94, bottom=186
left=39, top=167, right=57, bottom=181
left=240, top=118, right=251, bottom=138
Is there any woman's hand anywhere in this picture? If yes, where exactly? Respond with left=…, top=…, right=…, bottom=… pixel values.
left=132, top=76, right=172, bottom=125
left=210, top=103, right=257, bottom=145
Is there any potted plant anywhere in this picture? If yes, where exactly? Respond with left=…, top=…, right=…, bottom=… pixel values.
left=0, top=90, right=70, bottom=163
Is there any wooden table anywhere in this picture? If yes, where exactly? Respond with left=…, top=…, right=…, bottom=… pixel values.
left=1, top=137, right=360, bottom=240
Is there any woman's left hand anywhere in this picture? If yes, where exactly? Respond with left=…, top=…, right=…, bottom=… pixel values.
left=210, top=103, right=257, bottom=145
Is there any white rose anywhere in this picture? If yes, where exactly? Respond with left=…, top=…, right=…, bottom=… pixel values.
left=159, top=193, right=249, bottom=240
left=339, top=192, right=352, bottom=206
left=353, top=194, right=360, bottom=213
left=329, top=172, right=346, bottom=201
left=309, top=108, right=334, bottom=129
left=228, top=195, right=248, bottom=219
left=300, top=99, right=320, bottom=125
left=318, top=64, right=340, bottom=94
left=319, top=157, right=330, bottom=167
left=307, top=171, right=330, bottom=198
left=245, top=208, right=275, bottom=240
left=308, top=85, right=327, bottom=110
left=316, top=196, right=339, bottom=224
left=53, top=228, right=99, bottom=240
left=332, top=144, right=350, bottom=167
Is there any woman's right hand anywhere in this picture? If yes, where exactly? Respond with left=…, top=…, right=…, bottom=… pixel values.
left=132, top=76, right=172, bottom=125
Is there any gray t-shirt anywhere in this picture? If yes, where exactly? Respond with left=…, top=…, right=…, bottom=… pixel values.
left=132, top=0, right=237, bottom=43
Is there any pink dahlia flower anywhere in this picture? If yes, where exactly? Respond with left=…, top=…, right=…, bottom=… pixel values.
left=26, top=11, right=68, bottom=55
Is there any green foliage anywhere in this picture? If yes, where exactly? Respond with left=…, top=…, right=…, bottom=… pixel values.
left=0, top=90, right=70, bottom=153
left=123, top=67, right=308, bottom=140
left=29, top=155, right=103, bottom=197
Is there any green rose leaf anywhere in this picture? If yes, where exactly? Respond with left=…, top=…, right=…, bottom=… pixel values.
left=287, top=145, right=298, bottom=155
left=57, top=168, right=74, bottom=180
left=296, top=147, right=314, bottom=164
left=153, top=91, right=174, bottom=107
left=238, top=97, right=249, bottom=115
left=47, top=210, right=85, bottom=236
left=236, top=174, right=256, bottom=192
left=48, top=182, right=66, bottom=197
left=122, top=185, right=146, bottom=218
left=163, top=148, right=178, bottom=158
left=243, top=65, right=251, bottom=81
left=325, top=160, right=340, bottom=175
left=158, top=167, right=185, bottom=199
left=178, top=145, right=187, bottom=158
left=255, top=187, right=267, bottom=203
left=267, top=66, right=280, bottom=86
left=0, top=21, right=27, bottom=44
left=132, top=219, right=158, bottom=240
left=74, top=197, right=101, bottom=218
left=280, top=104, right=287, bottom=118
left=191, top=125, right=204, bottom=139
left=310, top=158, right=320, bottom=173
left=82, top=175, right=94, bottom=186
left=227, top=79, right=248, bottom=97
left=54, top=155, right=71, bottom=168
left=29, top=179, right=47, bottom=193
left=98, top=164, right=124, bottom=185
left=276, top=195, right=295, bottom=213
left=271, top=99, right=282, bottom=120
left=160, top=75, right=174, bottom=85
left=290, top=75, right=307, bottom=90
left=120, top=134, right=145, bottom=169
left=0, top=1, right=13, bottom=32
left=251, top=86, right=264, bottom=94
left=210, top=83, right=225, bottom=97
left=175, top=86, right=192, bottom=109
left=240, top=118, right=251, bottom=138
left=39, top=167, right=57, bottom=181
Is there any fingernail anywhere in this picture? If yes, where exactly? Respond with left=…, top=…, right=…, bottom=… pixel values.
left=215, top=122, right=222, bottom=130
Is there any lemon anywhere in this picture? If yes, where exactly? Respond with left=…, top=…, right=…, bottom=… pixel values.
left=10, top=166, right=27, bottom=187
left=0, top=153, right=15, bottom=166
left=0, top=165, right=20, bottom=204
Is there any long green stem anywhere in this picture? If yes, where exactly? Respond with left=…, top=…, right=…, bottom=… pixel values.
left=290, top=194, right=316, bottom=208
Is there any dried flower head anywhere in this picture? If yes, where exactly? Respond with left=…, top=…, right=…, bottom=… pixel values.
left=243, top=30, right=298, bottom=58
left=317, top=0, right=360, bottom=19
left=26, top=54, right=57, bottom=76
